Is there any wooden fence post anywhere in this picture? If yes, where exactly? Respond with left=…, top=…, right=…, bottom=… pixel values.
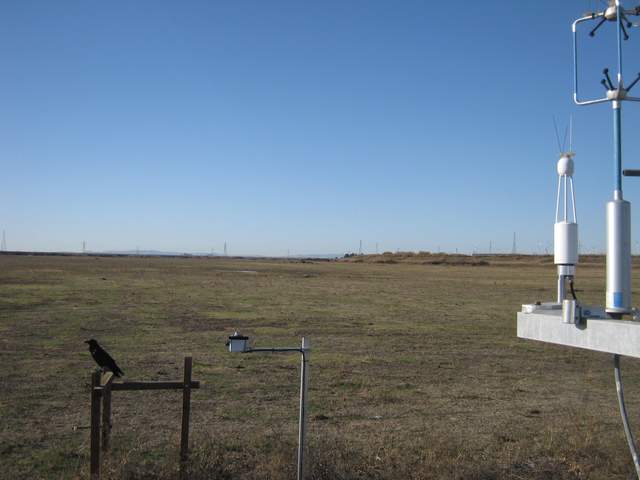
left=90, top=370, right=102, bottom=480
left=180, top=356, right=193, bottom=477
left=101, top=375, right=113, bottom=452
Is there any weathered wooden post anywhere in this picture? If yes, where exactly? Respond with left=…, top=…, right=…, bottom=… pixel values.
left=180, top=356, right=193, bottom=478
left=101, top=372, right=114, bottom=452
left=90, top=370, right=102, bottom=480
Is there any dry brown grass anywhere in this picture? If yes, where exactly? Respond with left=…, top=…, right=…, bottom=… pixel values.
left=2, top=253, right=640, bottom=479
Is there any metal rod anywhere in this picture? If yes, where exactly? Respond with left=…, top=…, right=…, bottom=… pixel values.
left=590, top=16, right=607, bottom=36
left=627, top=73, right=640, bottom=92
left=614, top=102, right=623, bottom=193
left=614, top=354, right=640, bottom=479
left=555, top=175, right=562, bottom=223
left=569, top=114, right=573, bottom=152
left=297, top=338, right=310, bottom=480
left=618, top=1, right=624, bottom=84
left=574, top=18, right=581, bottom=101
left=244, top=340, right=310, bottom=480
left=605, top=68, right=615, bottom=90
left=570, top=177, right=577, bottom=222
left=564, top=175, right=568, bottom=221
left=621, top=19, right=630, bottom=40
left=247, top=347, right=304, bottom=353
left=558, top=275, right=566, bottom=303
left=573, top=16, right=613, bottom=105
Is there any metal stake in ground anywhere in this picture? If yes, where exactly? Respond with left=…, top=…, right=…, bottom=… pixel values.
left=227, top=333, right=311, bottom=480
left=297, top=337, right=310, bottom=480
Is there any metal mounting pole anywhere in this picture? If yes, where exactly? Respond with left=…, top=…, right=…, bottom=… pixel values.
left=614, top=102, right=623, bottom=195
left=232, top=336, right=312, bottom=480
left=614, top=354, right=640, bottom=478
left=297, top=337, right=310, bottom=480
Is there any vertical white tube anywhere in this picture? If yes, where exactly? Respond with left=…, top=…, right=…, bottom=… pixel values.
left=556, top=176, right=562, bottom=223
left=570, top=177, right=577, bottom=223
left=564, top=175, right=568, bottom=221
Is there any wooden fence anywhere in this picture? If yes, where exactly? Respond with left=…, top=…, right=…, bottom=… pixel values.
left=89, top=356, right=200, bottom=479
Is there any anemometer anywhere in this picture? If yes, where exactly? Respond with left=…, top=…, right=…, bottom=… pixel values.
left=518, top=1, right=640, bottom=476
left=574, top=0, right=640, bottom=316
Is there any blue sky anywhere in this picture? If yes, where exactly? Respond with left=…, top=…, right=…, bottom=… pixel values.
left=3, top=1, right=640, bottom=256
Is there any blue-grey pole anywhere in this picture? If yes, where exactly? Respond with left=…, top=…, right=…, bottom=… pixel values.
left=614, top=103, right=623, bottom=193
left=615, top=0, right=623, bottom=195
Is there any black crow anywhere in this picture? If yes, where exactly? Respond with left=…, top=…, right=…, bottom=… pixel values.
left=85, top=339, right=124, bottom=377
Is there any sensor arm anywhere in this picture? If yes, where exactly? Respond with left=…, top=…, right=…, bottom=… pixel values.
left=590, top=16, right=608, bottom=36
left=604, top=68, right=616, bottom=89
left=626, top=72, right=640, bottom=92
left=620, top=19, right=630, bottom=40
left=574, top=15, right=611, bottom=105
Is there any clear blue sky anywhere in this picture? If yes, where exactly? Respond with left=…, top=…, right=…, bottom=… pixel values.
left=3, top=1, right=640, bottom=256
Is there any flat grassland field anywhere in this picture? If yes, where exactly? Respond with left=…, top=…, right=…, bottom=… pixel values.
left=2, top=253, right=640, bottom=479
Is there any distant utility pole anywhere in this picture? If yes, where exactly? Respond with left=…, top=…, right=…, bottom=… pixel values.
left=358, top=240, right=362, bottom=255
left=136, top=246, right=140, bottom=256
left=489, top=240, right=492, bottom=254
left=82, top=241, right=86, bottom=254
left=1, top=230, right=6, bottom=251
left=375, top=242, right=379, bottom=254
left=224, top=241, right=228, bottom=256
left=511, top=232, right=517, bottom=254
left=287, top=249, right=290, bottom=258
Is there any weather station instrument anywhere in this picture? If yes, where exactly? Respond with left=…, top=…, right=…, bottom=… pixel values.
left=517, top=1, right=640, bottom=476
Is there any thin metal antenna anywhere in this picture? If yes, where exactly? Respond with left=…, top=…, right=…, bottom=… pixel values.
left=553, top=116, right=563, bottom=154
left=562, top=123, right=569, bottom=152
left=569, top=114, right=574, bottom=152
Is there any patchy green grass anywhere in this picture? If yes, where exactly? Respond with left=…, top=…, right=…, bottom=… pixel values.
left=1, top=254, right=640, bottom=479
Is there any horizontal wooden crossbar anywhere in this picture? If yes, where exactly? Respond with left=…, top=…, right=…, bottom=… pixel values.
left=105, top=381, right=200, bottom=391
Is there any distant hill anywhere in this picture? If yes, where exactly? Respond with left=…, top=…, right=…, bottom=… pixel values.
left=338, top=251, right=613, bottom=267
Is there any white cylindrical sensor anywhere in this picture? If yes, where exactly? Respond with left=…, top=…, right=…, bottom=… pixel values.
left=606, top=198, right=632, bottom=314
left=554, top=222, right=578, bottom=265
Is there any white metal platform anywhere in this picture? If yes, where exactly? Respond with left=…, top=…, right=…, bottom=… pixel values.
left=517, top=305, right=640, bottom=358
